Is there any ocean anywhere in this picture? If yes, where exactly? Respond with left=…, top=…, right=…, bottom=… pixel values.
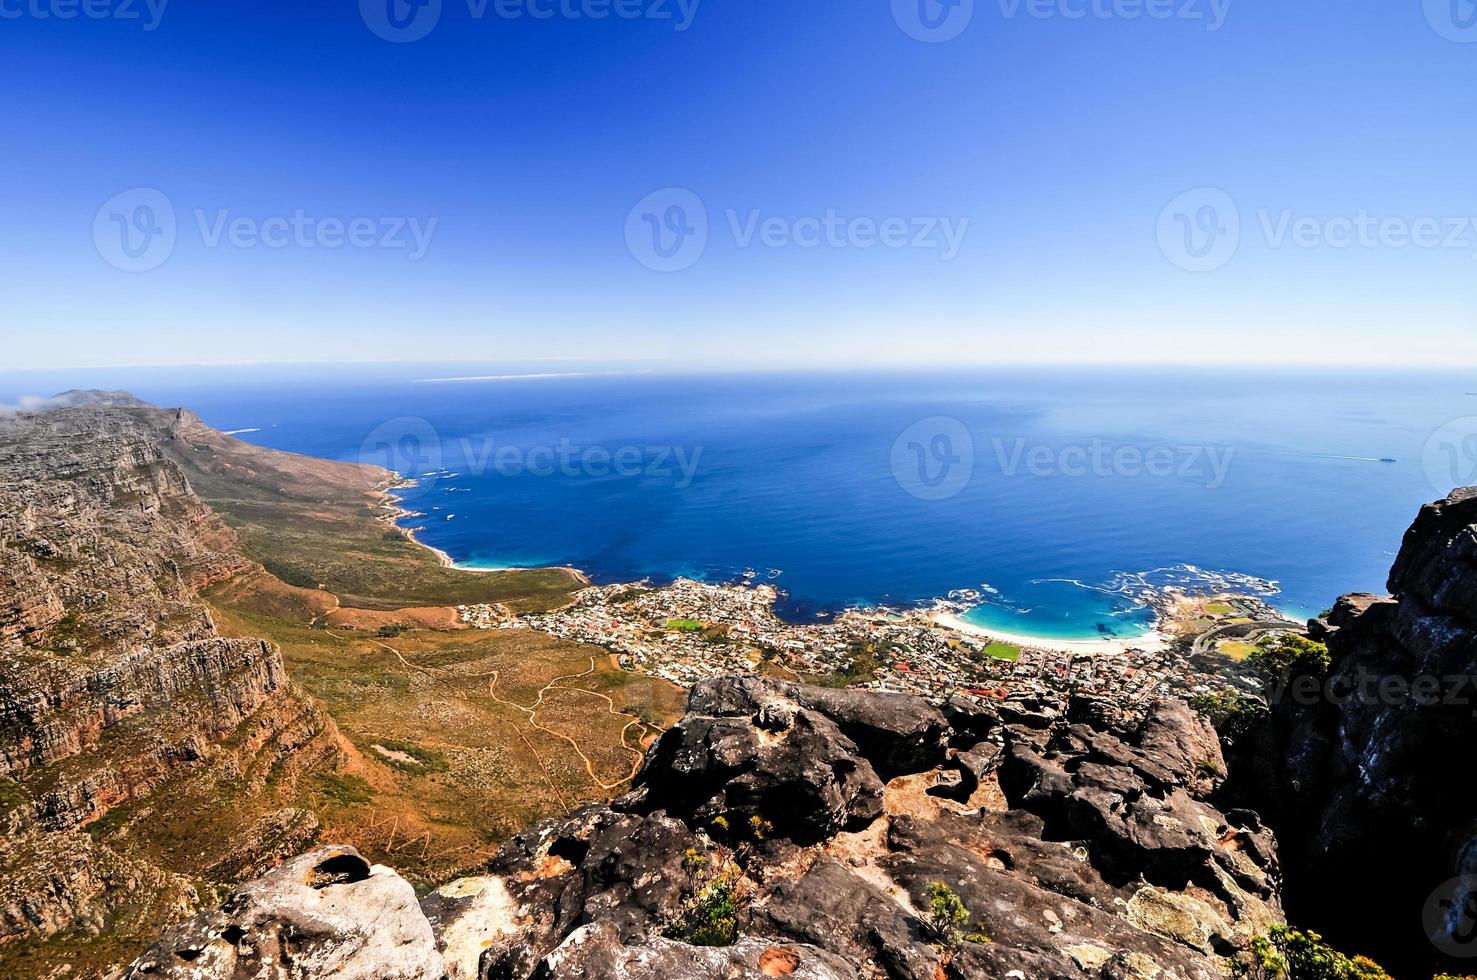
left=5, top=365, right=1474, bottom=641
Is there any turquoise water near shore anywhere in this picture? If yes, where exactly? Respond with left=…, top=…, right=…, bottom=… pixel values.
left=4, top=366, right=1472, bottom=640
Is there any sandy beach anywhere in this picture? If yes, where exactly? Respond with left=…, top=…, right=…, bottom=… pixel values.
left=375, top=481, right=590, bottom=583
left=931, top=611, right=1169, bottom=656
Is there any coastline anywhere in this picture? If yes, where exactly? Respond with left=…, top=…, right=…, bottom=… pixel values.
left=374, top=480, right=590, bottom=584
left=931, top=611, right=1170, bottom=655
left=372, top=479, right=1241, bottom=655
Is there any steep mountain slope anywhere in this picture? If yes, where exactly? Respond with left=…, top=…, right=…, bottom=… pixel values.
left=0, top=404, right=345, bottom=974
left=1232, top=486, right=1477, bottom=976
left=0, top=395, right=669, bottom=977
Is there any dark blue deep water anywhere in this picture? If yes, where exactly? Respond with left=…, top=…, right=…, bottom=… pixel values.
left=5, top=365, right=1474, bottom=640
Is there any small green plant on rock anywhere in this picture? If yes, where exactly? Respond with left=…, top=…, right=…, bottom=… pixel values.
left=1190, top=687, right=1269, bottom=740
left=927, top=881, right=988, bottom=947
left=1242, top=925, right=1389, bottom=980
left=1196, top=757, right=1224, bottom=779
left=671, top=872, right=740, bottom=947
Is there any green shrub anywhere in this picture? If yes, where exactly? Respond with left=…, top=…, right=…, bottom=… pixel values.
left=671, top=874, right=739, bottom=947
left=927, top=881, right=988, bottom=947
left=315, top=773, right=374, bottom=807
left=1247, top=635, right=1331, bottom=685
left=1243, top=926, right=1389, bottom=980
left=1196, top=758, right=1224, bottom=779
left=1189, top=688, right=1268, bottom=739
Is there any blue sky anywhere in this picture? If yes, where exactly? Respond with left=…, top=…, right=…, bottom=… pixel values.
left=3, top=0, right=1476, bottom=369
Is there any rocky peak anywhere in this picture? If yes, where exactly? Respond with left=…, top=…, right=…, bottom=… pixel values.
left=1236, top=485, right=1477, bottom=977
left=45, top=390, right=156, bottom=410
left=1388, top=486, right=1477, bottom=617
left=130, top=676, right=1283, bottom=979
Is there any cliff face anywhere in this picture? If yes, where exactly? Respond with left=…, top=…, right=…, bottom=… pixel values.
left=129, top=677, right=1283, bottom=979
left=0, top=404, right=343, bottom=958
left=1233, top=487, right=1477, bottom=976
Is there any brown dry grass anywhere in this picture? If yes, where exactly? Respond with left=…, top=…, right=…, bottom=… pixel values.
left=206, top=587, right=686, bottom=887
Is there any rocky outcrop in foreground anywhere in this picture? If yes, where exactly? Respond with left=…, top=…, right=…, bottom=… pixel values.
left=131, top=677, right=1283, bottom=979
left=1234, top=486, right=1477, bottom=976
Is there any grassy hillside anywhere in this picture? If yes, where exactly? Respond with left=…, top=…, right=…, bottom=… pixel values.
left=149, top=407, right=582, bottom=611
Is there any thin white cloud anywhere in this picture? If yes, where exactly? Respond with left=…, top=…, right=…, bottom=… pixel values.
left=410, top=371, right=633, bottom=384
left=0, top=395, right=60, bottom=417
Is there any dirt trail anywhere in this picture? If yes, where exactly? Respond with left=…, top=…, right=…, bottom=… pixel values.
left=319, top=616, right=648, bottom=793
left=487, top=657, right=650, bottom=791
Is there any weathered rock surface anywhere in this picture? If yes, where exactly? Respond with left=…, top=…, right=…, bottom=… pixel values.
left=0, top=829, right=198, bottom=945
left=531, top=923, right=857, bottom=980
left=1233, top=486, right=1477, bottom=976
left=0, top=400, right=344, bottom=965
left=129, top=676, right=1283, bottom=979
left=123, top=847, right=443, bottom=979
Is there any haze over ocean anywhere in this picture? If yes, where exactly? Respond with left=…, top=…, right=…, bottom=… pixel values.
left=5, top=365, right=1471, bottom=640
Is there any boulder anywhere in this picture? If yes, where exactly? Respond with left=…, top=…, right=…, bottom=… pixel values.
left=629, top=678, right=888, bottom=843
left=123, top=847, right=442, bottom=979
left=531, top=922, right=857, bottom=979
